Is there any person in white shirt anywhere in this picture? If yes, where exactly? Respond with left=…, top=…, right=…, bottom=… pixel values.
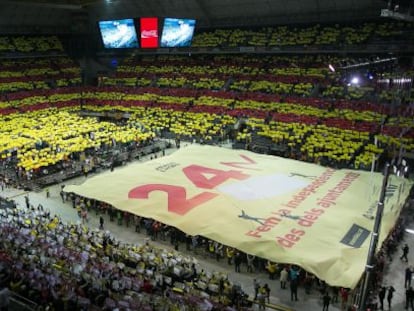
left=280, top=267, right=288, bottom=289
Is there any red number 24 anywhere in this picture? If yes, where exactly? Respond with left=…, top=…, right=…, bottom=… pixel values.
left=128, top=157, right=254, bottom=215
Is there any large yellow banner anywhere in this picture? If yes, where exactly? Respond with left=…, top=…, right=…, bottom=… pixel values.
left=65, top=145, right=412, bottom=288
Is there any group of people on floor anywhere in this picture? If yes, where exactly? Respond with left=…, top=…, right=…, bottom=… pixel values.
left=63, top=188, right=414, bottom=311
left=363, top=198, right=413, bottom=311
left=65, top=192, right=356, bottom=309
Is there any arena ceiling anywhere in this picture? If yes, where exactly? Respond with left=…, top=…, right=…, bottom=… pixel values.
left=0, top=0, right=394, bottom=33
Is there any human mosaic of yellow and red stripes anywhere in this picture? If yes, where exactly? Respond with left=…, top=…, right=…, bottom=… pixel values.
left=0, top=87, right=413, bottom=171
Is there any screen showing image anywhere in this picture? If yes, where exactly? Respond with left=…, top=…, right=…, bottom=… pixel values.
left=160, top=18, right=196, bottom=47
left=140, top=17, right=159, bottom=48
left=99, top=19, right=139, bottom=49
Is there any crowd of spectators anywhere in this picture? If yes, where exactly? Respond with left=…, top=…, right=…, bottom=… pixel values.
left=0, top=36, right=63, bottom=54
left=0, top=203, right=256, bottom=310
left=191, top=21, right=413, bottom=48
left=0, top=57, right=81, bottom=93
left=103, top=54, right=413, bottom=104
left=0, top=108, right=156, bottom=174
left=0, top=83, right=413, bottom=187
left=0, top=50, right=410, bottom=179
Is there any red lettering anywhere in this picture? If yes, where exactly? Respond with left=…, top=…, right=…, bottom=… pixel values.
left=276, top=236, right=294, bottom=248
left=285, top=233, right=300, bottom=242
left=246, top=230, right=262, bottom=238
left=304, top=214, right=317, bottom=221
left=257, top=225, right=271, bottom=232
left=183, top=164, right=249, bottom=189
left=298, top=209, right=325, bottom=227
left=128, top=184, right=218, bottom=216
left=291, top=228, right=305, bottom=236
left=264, top=216, right=282, bottom=226
left=276, top=228, right=305, bottom=248
left=310, top=208, right=324, bottom=214
left=317, top=202, right=332, bottom=208
left=298, top=218, right=313, bottom=227
left=221, top=155, right=260, bottom=171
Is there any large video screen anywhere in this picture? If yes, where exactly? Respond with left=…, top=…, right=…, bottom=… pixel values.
left=98, top=19, right=139, bottom=49
left=140, top=17, right=159, bottom=48
left=160, top=18, right=196, bottom=47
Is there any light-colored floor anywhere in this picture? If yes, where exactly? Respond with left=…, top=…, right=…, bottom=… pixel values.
left=1, top=143, right=413, bottom=311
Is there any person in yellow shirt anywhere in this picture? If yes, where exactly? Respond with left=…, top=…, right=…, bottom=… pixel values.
left=257, top=284, right=267, bottom=310
left=226, top=246, right=234, bottom=265
left=266, top=261, right=277, bottom=280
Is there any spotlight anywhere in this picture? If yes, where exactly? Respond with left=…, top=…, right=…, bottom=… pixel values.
left=351, top=77, right=359, bottom=85
left=328, top=64, right=335, bottom=72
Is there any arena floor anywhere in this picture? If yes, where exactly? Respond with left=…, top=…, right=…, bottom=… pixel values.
left=2, top=142, right=413, bottom=311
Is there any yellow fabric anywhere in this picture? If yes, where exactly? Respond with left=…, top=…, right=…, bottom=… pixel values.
left=65, top=145, right=412, bottom=288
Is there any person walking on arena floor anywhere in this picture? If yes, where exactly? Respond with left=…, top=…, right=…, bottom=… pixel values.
left=340, top=287, right=349, bottom=310
left=24, top=195, right=29, bottom=209
left=401, top=244, right=409, bottom=262
left=257, top=284, right=266, bottom=310
left=280, top=266, right=288, bottom=289
left=246, top=254, right=255, bottom=273
left=406, top=266, right=413, bottom=288
left=59, top=189, right=65, bottom=203
left=263, top=283, right=270, bottom=303
left=226, top=246, right=234, bottom=265
left=322, top=291, right=331, bottom=311
left=257, top=286, right=267, bottom=310
left=405, top=286, right=414, bottom=310
left=253, top=279, right=260, bottom=301
left=387, top=286, right=395, bottom=309
left=99, top=216, right=104, bottom=230
left=290, top=278, right=298, bottom=301
left=378, top=286, right=386, bottom=310
left=234, top=252, right=242, bottom=273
